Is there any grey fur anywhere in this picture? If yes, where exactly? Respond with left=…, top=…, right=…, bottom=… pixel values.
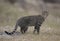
left=5, top=11, right=48, bottom=35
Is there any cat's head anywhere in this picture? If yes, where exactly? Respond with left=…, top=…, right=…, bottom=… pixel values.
left=42, top=11, right=48, bottom=18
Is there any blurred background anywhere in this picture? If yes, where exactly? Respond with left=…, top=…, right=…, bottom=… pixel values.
left=0, top=0, right=60, bottom=41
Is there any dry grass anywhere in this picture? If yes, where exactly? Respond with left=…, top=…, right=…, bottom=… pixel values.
left=0, top=1, right=60, bottom=41
left=0, top=25, right=60, bottom=41
left=0, top=15, right=60, bottom=41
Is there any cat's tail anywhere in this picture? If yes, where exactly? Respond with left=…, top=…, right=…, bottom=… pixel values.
left=5, top=23, right=18, bottom=35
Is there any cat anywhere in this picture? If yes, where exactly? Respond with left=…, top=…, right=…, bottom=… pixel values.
left=5, top=11, right=48, bottom=35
